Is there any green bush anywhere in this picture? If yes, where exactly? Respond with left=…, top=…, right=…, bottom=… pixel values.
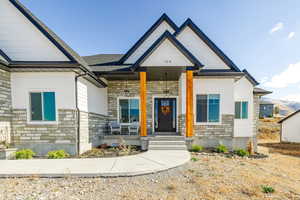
left=215, top=145, right=228, bottom=153
left=47, top=150, right=69, bottom=159
left=261, top=185, right=275, bottom=193
left=191, top=157, right=199, bottom=162
left=191, top=145, right=203, bottom=152
left=234, top=149, right=249, bottom=157
left=15, top=149, right=36, bottom=159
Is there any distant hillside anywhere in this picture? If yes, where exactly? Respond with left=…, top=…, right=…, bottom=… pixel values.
left=262, top=97, right=300, bottom=116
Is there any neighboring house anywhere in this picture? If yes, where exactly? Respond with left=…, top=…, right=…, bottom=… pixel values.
left=259, top=101, right=274, bottom=118
left=278, top=110, right=300, bottom=143
left=0, top=0, right=271, bottom=155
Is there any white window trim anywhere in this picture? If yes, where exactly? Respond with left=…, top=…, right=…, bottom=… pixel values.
left=235, top=100, right=249, bottom=120
left=117, top=96, right=140, bottom=125
left=27, top=90, right=58, bottom=125
left=194, top=93, right=221, bottom=125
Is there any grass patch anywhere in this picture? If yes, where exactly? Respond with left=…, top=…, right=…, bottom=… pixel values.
left=190, top=145, right=203, bottom=152
left=261, top=185, right=275, bottom=193
left=191, top=157, right=199, bottom=162
left=215, top=145, right=228, bottom=153
left=233, top=149, right=249, bottom=157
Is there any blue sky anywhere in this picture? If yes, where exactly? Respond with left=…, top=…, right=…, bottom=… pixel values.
left=21, top=0, right=300, bottom=101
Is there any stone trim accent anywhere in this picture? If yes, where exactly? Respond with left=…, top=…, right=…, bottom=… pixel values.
left=194, top=114, right=234, bottom=137
left=11, top=109, right=77, bottom=155
left=0, top=69, right=11, bottom=143
left=107, top=80, right=179, bottom=134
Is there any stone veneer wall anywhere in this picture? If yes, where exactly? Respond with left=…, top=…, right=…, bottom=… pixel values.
left=0, top=68, right=11, bottom=143
left=11, top=109, right=77, bottom=155
left=79, top=111, right=108, bottom=153
left=107, top=80, right=179, bottom=133
left=194, top=115, right=234, bottom=137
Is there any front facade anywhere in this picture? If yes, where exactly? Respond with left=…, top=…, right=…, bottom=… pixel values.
left=0, top=0, right=270, bottom=155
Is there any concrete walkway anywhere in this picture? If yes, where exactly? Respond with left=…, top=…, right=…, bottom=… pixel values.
left=0, top=150, right=190, bottom=178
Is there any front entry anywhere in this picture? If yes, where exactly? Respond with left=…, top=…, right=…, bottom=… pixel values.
left=154, top=98, right=177, bottom=133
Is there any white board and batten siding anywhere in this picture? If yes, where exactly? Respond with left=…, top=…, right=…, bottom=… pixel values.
left=124, top=21, right=176, bottom=64
left=176, top=26, right=230, bottom=70
left=77, top=77, right=107, bottom=115
left=140, top=38, right=193, bottom=67
left=233, top=77, right=254, bottom=137
left=0, top=0, right=69, bottom=61
left=281, top=113, right=300, bottom=143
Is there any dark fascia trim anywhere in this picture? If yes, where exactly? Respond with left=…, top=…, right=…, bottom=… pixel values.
left=9, top=0, right=75, bottom=62
left=0, top=49, right=12, bottom=62
left=278, top=109, right=300, bottom=124
left=243, top=69, right=259, bottom=86
left=9, top=61, right=78, bottom=67
left=196, top=70, right=244, bottom=77
left=118, top=13, right=178, bottom=64
left=175, top=18, right=241, bottom=72
left=131, top=31, right=204, bottom=71
left=0, top=63, right=10, bottom=71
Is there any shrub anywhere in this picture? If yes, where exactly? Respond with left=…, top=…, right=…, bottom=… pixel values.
left=15, top=149, right=36, bottom=159
left=191, top=157, right=199, bottom=162
left=47, top=150, right=69, bottom=159
left=216, top=145, right=228, bottom=153
left=261, top=185, right=275, bottom=193
left=191, top=145, right=203, bottom=152
left=234, top=149, right=249, bottom=157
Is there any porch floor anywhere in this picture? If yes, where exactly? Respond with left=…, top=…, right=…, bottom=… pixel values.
left=0, top=150, right=190, bottom=178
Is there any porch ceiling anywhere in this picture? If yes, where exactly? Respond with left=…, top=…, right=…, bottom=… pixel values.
left=96, top=66, right=186, bottom=81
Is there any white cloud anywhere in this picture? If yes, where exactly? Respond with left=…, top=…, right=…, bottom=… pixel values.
left=269, top=22, right=284, bottom=34
left=263, top=62, right=300, bottom=88
left=288, top=32, right=295, bottom=39
left=282, top=94, right=300, bottom=102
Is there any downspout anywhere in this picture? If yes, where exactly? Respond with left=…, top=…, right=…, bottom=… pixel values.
left=75, top=72, right=87, bottom=156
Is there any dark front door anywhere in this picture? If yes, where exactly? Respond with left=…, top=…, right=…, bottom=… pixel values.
left=154, top=98, right=176, bottom=133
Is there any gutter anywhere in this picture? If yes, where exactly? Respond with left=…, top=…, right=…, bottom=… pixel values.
left=75, top=72, right=87, bottom=156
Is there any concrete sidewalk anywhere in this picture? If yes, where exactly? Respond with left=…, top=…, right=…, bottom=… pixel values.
left=0, top=150, right=190, bottom=177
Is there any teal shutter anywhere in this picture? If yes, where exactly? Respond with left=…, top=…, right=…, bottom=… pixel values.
left=43, top=92, right=56, bottom=121
left=30, top=93, right=43, bottom=121
left=242, top=102, right=248, bottom=119
left=208, top=94, right=220, bottom=122
left=235, top=102, right=241, bottom=119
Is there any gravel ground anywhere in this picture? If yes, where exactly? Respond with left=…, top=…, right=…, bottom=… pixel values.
left=0, top=148, right=300, bottom=200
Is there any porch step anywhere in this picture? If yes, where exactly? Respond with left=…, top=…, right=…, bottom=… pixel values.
left=149, top=136, right=185, bottom=141
left=149, top=140, right=186, bottom=146
left=149, top=145, right=187, bottom=150
left=148, top=136, right=187, bottom=150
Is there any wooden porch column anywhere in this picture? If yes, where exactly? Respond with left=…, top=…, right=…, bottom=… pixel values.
left=140, top=71, right=147, bottom=137
left=186, top=70, right=194, bottom=137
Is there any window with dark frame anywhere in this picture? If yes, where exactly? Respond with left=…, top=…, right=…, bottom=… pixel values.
left=30, top=92, right=56, bottom=121
left=196, top=94, right=220, bottom=123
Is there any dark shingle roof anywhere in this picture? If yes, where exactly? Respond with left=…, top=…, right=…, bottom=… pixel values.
left=82, top=54, right=124, bottom=66
left=254, top=87, right=272, bottom=95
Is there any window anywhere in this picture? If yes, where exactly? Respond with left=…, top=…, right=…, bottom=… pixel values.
left=196, top=94, right=220, bottom=123
left=119, top=98, right=139, bottom=123
left=30, top=92, right=56, bottom=121
left=235, top=101, right=248, bottom=119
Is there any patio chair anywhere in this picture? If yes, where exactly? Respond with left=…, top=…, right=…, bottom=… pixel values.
left=128, top=122, right=140, bottom=135
left=109, top=122, right=121, bottom=135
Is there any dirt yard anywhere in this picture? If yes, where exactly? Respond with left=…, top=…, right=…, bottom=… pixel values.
left=0, top=119, right=299, bottom=200
left=0, top=148, right=300, bottom=200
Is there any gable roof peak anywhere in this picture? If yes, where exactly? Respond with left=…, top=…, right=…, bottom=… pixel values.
left=175, top=18, right=241, bottom=72
left=131, top=30, right=204, bottom=70
left=119, top=13, right=178, bottom=64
